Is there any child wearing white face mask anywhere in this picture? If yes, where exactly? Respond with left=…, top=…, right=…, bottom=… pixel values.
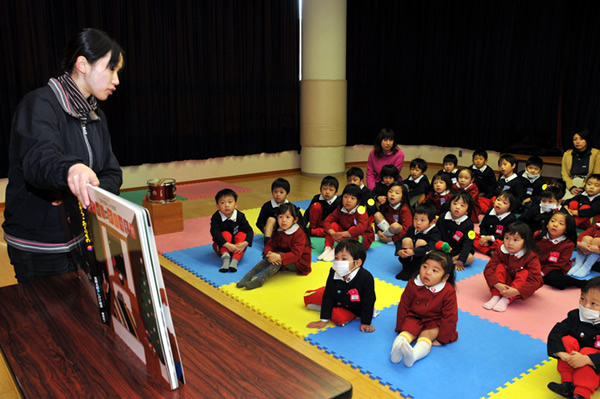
left=547, top=277, right=600, bottom=399
left=518, top=186, right=565, bottom=233
left=304, top=239, right=376, bottom=333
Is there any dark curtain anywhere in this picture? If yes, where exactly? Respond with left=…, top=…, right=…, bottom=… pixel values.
left=0, top=0, right=300, bottom=178
left=347, top=1, right=600, bottom=152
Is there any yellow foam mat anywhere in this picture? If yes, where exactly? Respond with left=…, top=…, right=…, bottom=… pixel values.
left=219, top=260, right=403, bottom=338
left=486, top=358, right=600, bottom=398
left=239, top=206, right=263, bottom=235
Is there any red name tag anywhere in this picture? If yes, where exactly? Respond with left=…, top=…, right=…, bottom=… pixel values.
left=548, top=252, right=559, bottom=263
left=348, top=288, right=360, bottom=302
left=453, top=231, right=463, bottom=241
left=495, top=225, right=504, bottom=235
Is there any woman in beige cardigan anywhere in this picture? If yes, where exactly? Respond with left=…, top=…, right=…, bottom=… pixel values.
left=561, top=129, right=600, bottom=199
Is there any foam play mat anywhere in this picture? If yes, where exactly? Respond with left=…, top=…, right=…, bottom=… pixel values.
left=160, top=199, right=600, bottom=398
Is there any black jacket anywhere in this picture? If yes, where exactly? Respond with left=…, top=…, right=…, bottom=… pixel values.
left=3, top=84, right=122, bottom=251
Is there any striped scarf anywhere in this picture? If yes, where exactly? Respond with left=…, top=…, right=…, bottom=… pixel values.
left=48, top=73, right=98, bottom=122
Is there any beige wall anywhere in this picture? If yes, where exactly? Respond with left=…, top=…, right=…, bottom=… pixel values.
left=0, top=144, right=505, bottom=203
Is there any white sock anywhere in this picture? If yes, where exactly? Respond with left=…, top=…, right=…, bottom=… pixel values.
left=323, top=246, right=335, bottom=262
left=318, top=247, right=332, bottom=261
left=306, top=304, right=321, bottom=312
left=492, top=297, right=510, bottom=312
left=390, top=333, right=411, bottom=364
left=483, top=296, right=501, bottom=310
left=377, top=220, right=391, bottom=231
left=404, top=338, right=432, bottom=367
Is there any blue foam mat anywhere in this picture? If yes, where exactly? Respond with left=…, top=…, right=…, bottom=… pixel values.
left=305, top=307, right=547, bottom=398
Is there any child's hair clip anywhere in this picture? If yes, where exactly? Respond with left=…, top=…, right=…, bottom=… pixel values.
left=435, top=241, right=452, bottom=254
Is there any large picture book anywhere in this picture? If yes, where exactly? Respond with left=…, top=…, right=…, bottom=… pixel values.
left=74, top=184, right=185, bottom=390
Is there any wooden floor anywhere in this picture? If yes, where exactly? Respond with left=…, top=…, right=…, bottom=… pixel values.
left=0, top=171, right=404, bottom=399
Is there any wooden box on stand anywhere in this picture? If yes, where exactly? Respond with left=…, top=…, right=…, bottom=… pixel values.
left=142, top=199, right=184, bottom=235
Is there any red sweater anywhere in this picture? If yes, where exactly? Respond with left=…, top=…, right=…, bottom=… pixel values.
left=424, top=191, right=453, bottom=214
left=264, top=226, right=312, bottom=275
left=376, top=203, right=412, bottom=241
left=484, top=250, right=543, bottom=299
left=536, top=236, right=576, bottom=275
left=577, top=223, right=600, bottom=242
left=395, top=278, right=458, bottom=344
left=323, top=207, right=375, bottom=242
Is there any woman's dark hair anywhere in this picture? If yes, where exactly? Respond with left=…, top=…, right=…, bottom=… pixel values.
left=572, top=128, right=590, bottom=144
left=63, top=28, right=124, bottom=73
left=503, top=221, right=538, bottom=254
left=534, top=209, right=577, bottom=244
left=420, top=250, right=455, bottom=286
left=373, top=128, right=398, bottom=157
left=449, top=191, right=474, bottom=214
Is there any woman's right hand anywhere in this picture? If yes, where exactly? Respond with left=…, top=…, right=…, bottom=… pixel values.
left=571, top=187, right=583, bottom=196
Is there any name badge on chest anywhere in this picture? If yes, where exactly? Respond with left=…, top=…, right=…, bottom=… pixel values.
left=453, top=231, right=463, bottom=242
left=348, top=288, right=360, bottom=302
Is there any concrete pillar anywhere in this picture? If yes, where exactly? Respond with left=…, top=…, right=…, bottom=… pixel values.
left=300, top=0, right=347, bottom=176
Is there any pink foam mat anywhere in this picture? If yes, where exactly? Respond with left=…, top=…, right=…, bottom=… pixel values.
left=176, top=180, right=251, bottom=200
left=456, top=273, right=580, bottom=341
left=154, top=216, right=213, bottom=253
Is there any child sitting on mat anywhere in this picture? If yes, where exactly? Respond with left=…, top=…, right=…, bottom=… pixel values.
left=473, top=190, right=518, bottom=256
left=391, top=249, right=458, bottom=367
left=535, top=209, right=583, bottom=289
left=305, top=239, right=376, bottom=332
left=318, top=184, right=375, bottom=262
left=483, top=221, right=543, bottom=312
left=423, top=173, right=453, bottom=215
left=436, top=191, right=476, bottom=271
left=373, top=181, right=412, bottom=244
left=237, top=203, right=311, bottom=290
left=565, top=174, right=600, bottom=230
left=547, top=276, right=600, bottom=399
left=210, top=188, right=254, bottom=272
left=256, top=177, right=293, bottom=245
left=303, top=175, right=341, bottom=237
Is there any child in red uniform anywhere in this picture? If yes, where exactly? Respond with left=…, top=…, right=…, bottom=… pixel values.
left=566, top=174, right=600, bottom=229
left=568, top=221, right=600, bottom=278
left=318, top=184, right=375, bottom=262
left=423, top=173, right=453, bottom=215
left=391, top=250, right=458, bottom=367
left=304, top=176, right=341, bottom=237
left=305, top=239, right=376, bottom=332
left=373, top=181, right=412, bottom=244
left=237, top=204, right=311, bottom=290
left=547, top=277, right=600, bottom=399
left=210, top=188, right=254, bottom=272
left=474, top=190, right=518, bottom=256
left=535, top=209, right=583, bottom=289
left=452, top=168, right=482, bottom=222
left=483, top=221, right=543, bottom=312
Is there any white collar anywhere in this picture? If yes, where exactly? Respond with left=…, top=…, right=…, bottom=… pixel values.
left=390, top=201, right=401, bottom=210
left=319, top=194, right=338, bottom=205
left=459, top=182, right=473, bottom=190
left=414, top=274, right=447, bottom=293
left=540, top=203, right=561, bottom=214
left=501, top=173, right=518, bottom=183
left=341, top=205, right=358, bottom=214
left=436, top=189, right=450, bottom=196
left=444, top=212, right=468, bottom=224
left=360, top=184, right=366, bottom=190
left=522, top=171, right=541, bottom=183
left=278, top=223, right=300, bottom=235
left=333, top=267, right=360, bottom=282
left=583, top=192, right=600, bottom=202
left=219, top=209, right=238, bottom=222
left=489, top=208, right=511, bottom=221
left=416, top=224, right=436, bottom=234
left=448, top=168, right=458, bottom=174
left=271, top=198, right=289, bottom=208
left=409, top=175, right=425, bottom=183
left=472, top=164, right=488, bottom=172
left=500, top=244, right=526, bottom=259
left=543, top=233, right=567, bottom=244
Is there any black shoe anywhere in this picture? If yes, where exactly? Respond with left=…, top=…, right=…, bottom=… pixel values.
left=395, top=270, right=411, bottom=281
left=547, top=381, right=574, bottom=398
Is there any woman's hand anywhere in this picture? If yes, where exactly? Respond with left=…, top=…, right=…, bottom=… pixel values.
left=68, top=163, right=99, bottom=208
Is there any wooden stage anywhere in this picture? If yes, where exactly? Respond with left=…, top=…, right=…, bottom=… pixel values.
left=0, top=269, right=352, bottom=398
